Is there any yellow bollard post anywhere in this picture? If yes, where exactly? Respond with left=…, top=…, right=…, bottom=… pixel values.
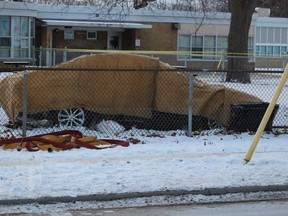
left=244, top=63, right=288, bottom=163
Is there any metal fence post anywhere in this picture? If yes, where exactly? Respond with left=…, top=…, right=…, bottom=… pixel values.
left=222, top=54, right=226, bottom=82
left=53, top=49, right=56, bottom=65
left=22, top=70, right=28, bottom=137
left=32, top=46, right=35, bottom=66
left=187, top=72, right=193, bottom=137
left=39, top=46, right=42, bottom=67
left=188, top=73, right=198, bottom=137
left=63, top=47, right=67, bottom=63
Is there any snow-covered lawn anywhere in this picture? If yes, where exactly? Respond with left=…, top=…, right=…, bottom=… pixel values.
left=1, top=70, right=288, bottom=214
left=1, top=127, right=288, bottom=201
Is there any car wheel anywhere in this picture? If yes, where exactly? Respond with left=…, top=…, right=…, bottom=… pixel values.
left=58, top=108, right=85, bottom=127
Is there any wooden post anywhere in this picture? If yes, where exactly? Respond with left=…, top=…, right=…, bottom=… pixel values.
left=244, top=63, right=288, bottom=162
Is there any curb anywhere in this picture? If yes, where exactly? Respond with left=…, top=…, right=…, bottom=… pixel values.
left=1, top=184, right=288, bottom=206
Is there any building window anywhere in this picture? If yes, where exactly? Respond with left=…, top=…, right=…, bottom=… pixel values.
left=216, top=36, right=228, bottom=55
left=0, top=38, right=10, bottom=46
left=0, top=16, right=34, bottom=59
left=0, top=16, right=10, bottom=36
left=267, top=27, right=274, bottom=43
left=274, top=46, right=280, bottom=56
left=0, top=38, right=11, bottom=57
left=64, top=30, right=74, bottom=40
left=281, top=46, right=287, bottom=55
left=204, top=36, right=216, bottom=59
left=87, top=31, right=97, bottom=40
left=191, top=36, right=203, bottom=59
left=248, top=37, right=254, bottom=58
left=177, top=35, right=204, bottom=60
left=13, top=17, right=30, bottom=58
left=178, top=35, right=228, bottom=60
left=281, top=28, right=287, bottom=44
left=257, top=27, right=288, bottom=44
left=260, top=27, right=267, bottom=43
left=0, top=16, right=11, bottom=57
left=256, top=45, right=287, bottom=57
left=21, top=17, right=29, bottom=37
left=178, top=34, right=254, bottom=61
left=178, top=35, right=190, bottom=60
left=274, top=28, right=281, bottom=43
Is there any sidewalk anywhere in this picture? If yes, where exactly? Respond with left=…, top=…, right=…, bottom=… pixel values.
left=1, top=184, right=288, bottom=206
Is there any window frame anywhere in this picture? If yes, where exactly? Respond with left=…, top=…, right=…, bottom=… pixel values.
left=87, top=31, right=97, bottom=40
left=64, top=30, right=74, bottom=40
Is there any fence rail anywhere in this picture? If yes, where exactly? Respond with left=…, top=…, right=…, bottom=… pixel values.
left=37, top=47, right=288, bottom=69
left=1, top=47, right=288, bottom=70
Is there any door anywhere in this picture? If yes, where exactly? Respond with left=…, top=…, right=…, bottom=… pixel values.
left=108, top=31, right=122, bottom=50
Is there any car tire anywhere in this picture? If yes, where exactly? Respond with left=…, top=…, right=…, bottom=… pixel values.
left=58, top=108, right=85, bottom=127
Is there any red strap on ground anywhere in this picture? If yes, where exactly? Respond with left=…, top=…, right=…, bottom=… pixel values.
left=0, top=129, right=84, bottom=146
left=99, top=139, right=130, bottom=147
left=72, top=137, right=129, bottom=150
left=0, top=130, right=129, bottom=151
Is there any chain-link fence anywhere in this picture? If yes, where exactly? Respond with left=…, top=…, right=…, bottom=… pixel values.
left=0, top=64, right=286, bottom=139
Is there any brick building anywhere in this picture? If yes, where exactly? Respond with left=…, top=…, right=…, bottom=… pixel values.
left=0, top=1, right=287, bottom=68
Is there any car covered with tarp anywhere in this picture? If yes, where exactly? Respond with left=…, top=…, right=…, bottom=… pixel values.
left=0, top=53, right=263, bottom=130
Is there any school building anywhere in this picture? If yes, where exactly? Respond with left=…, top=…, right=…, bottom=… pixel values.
left=0, top=1, right=288, bottom=68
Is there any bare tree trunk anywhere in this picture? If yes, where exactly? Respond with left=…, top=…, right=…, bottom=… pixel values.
left=226, top=0, right=256, bottom=83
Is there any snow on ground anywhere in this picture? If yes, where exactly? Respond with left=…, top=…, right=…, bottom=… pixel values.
left=1, top=127, right=288, bottom=202
left=1, top=70, right=288, bottom=214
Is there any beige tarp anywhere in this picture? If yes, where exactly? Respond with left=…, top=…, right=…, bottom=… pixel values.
left=154, top=61, right=262, bottom=125
left=0, top=53, right=262, bottom=126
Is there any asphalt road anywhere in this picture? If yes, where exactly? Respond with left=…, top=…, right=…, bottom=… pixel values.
left=69, top=200, right=288, bottom=216
left=2, top=200, right=288, bottom=216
